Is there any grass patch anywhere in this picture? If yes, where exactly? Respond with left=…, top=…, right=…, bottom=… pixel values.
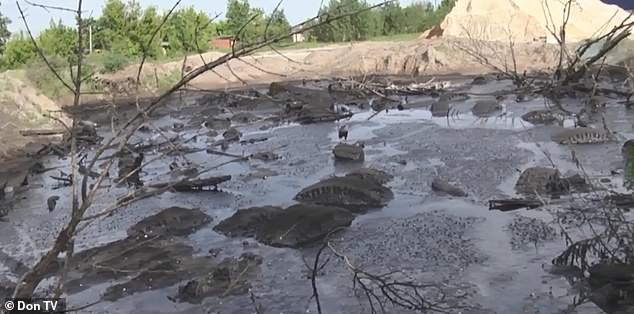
left=367, top=33, right=420, bottom=42
left=154, top=69, right=182, bottom=92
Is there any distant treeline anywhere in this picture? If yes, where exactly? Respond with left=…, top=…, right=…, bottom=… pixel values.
left=0, top=0, right=455, bottom=70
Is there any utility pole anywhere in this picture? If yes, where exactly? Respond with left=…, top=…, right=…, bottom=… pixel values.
left=89, top=24, right=93, bottom=54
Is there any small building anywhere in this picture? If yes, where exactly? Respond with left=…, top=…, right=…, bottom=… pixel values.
left=292, top=32, right=305, bottom=43
left=291, top=27, right=306, bottom=43
left=209, top=36, right=237, bottom=49
left=160, top=41, right=170, bottom=56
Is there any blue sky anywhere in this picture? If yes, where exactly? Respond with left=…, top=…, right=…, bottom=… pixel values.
left=4, top=0, right=438, bottom=34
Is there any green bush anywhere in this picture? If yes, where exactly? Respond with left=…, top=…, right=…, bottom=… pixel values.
left=101, top=51, right=128, bottom=73
left=24, top=55, right=70, bottom=99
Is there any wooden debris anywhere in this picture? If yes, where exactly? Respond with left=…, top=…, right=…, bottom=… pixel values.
left=489, top=198, right=543, bottom=212
left=50, top=174, right=72, bottom=186
left=240, top=137, right=269, bottom=145
left=607, top=193, right=634, bottom=210
left=206, top=149, right=243, bottom=158
left=150, top=175, right=232, bottom=192
left=19, top=128, right=67, bottom=137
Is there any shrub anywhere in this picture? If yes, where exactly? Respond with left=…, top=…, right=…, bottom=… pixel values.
left=101, top=51, right=128, bottom=73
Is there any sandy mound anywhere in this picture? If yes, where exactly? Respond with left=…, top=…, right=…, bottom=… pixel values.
left=307, top=39, right=559, bottom=77
left=424, top=0, right=633, bottom=43
left=0, top=71, right=63, bottom=159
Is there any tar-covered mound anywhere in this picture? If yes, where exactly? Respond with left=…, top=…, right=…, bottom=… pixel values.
left=293, top=168, right=394, bottom=213
left=50, top=207, right=262, bottom=303
left=213, top=204, right=355, bottom=248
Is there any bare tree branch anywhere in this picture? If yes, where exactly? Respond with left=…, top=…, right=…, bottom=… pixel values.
left=16, top=1, right=74, bottom=94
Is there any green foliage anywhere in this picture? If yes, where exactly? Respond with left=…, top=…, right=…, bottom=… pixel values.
left=38, top=20, right=76, bottom=61
left=100, top=51, right=129, bottom=73
left=266, top=9, right=292, bottom=39
left=0, top=0, right=456, bottom=74
left=2, top=33, right=36, bottom=68
left=225, top=0, right=252, bottom=36
left=312, top=0, right=453, bottom=42
left=0, top=3, right=11, bottom=54
left=24, top=55, right=69, bottom=98
left=401, top=2, right=436, bottom=33
left=163, top=6, right=216, bottom=55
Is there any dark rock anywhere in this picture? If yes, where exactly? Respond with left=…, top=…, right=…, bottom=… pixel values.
left=127, top=207, right=212, bottom=238
left=347, top=168, right=394, bottom=185
left=170, top=253, right=263, bottom=304
left=223, top=128, right=242, bottom=142
left=588, top=263, right=634, bottom=311
left=622, top=139, right=634, bottom=161
left=257, top=204, right=354, bottom=247
left=47, top=196, right=59, bottom=212
left=591, top=283, right=622, bottom=310
left=231, top=112, right=258, bottom=124
left=214, top=204, right=354, bottom=248
left=471, top=76, right=488, bottom=85
left=292, top=105, right=352, bottom=124
left=56, top=205, right=261, bottom=303
left=251, top=151, right=280, bottom=161
left=515, top=167, right=568, bottom=197
left=213, top=206, right=282, bottom=238
left=294, top=169, right=394, bottom=212
left=521, top=110, right=564, bottom=125
left=269, top=82, right=288, bottom=96
left=551, top=128, right=613, bottom=145
left=204, top=117, right=231, bottom=130
left=431, top=177, right=467, bottom=197
left=333, top=142, right=365, bottom=161
left=173, top=122, right=185, bottom=130
left=430, top=100, right=450, bottom=117
left=515, top=93, right=531, bottom=103
left=208, top=248, right=222, bottom=257
left=471, top=99, right=502, bottom=118
left=589, top=263, right=634, bottom=288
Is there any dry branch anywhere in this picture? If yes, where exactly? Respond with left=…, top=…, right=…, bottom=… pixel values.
left=12, top=0, right=391, bottom=303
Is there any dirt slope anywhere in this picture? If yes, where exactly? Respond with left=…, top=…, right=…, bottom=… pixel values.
left=0, top=71, right=64, bottom=160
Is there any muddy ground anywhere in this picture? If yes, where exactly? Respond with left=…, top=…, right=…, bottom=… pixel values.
left=0, top=74, right=632, bottom=314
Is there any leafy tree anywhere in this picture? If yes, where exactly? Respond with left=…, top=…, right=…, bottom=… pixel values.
left=381, top=2, right=404, bottom=35
left=2, top=33, right=36, bottom=68
left=95, top=0, right=127, bottom=51
left=130, top=6, right=162, bottom=58
left=402, top=2, right=436, bottom=33
left=163, top=7, right=216, bottom=55
left=266, top=9, right=291, bottom=39
left=38, top=20, right=76, bottom=61
left=313, top=0, right=373, bottom=42
left=0, top=3, right=11, bottom=54
left=225, top=0, right=251, bottom=36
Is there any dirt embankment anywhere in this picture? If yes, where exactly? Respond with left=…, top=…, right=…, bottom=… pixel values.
left=0, top=71, right=65, bottom=163
left=93, top=38, right=559, bottom=93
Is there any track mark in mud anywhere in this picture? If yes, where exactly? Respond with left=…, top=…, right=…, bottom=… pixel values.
left=506, top=215, right=558, bottom=250
left=332, top=210, right=485, bottom=271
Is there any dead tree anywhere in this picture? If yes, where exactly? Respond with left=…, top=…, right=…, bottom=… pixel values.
left=11, top=0, right=391, bottom=302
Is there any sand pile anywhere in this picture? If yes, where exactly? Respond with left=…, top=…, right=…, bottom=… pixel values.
left=305, top=39, right=559, bottom=77
left=0, top=71, right=63, bottom=158
left=423, top=0, right=633, bottom=43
